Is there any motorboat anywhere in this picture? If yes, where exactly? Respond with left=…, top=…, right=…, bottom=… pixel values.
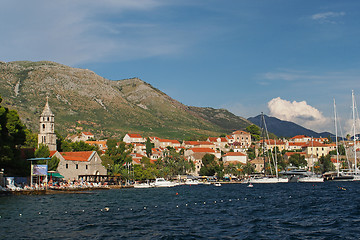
left=214, top=182, right=221, bottom=187
left=151, top=178, right=177, bottom=187
left=298, top=175, right=324, bottom=183
left=249, top=176, right=288, bottom=184
left=133, top=182, right=154, bottom=188
left=185, top=178, right=199, bottom=185
left=323, top=172, right=354, bottom=181
left=247, top=183, right=253, bottom=188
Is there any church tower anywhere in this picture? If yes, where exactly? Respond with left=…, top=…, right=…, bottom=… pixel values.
left=38, top=97, right=57, bottom=151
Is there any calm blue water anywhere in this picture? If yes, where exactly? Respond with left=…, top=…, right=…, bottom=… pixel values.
left=1, top=182, right=360, bottom=239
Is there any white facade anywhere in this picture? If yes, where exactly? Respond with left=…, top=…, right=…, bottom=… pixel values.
left=55, top=151, right=107, bottom=181
left=38, top=98, right=57, bottom=151
left=223, top=152, right=247, bottom=164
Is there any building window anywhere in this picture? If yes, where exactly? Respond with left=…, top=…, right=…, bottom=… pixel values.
left=76, top=164, right=78, bottom=169
left=66, top=164, right=68, bottom=169
left=86, top=165, right=88, bottom=170
left=42, top=124, right=45, bottom=129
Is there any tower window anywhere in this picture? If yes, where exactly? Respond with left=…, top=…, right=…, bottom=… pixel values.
left=76, top=164, right=78, bottom=169
left=86, top=165, right=88, bottom=170
left=42, top=124, right=45, bottom=129
left=66, top=164, right=68, bottom=169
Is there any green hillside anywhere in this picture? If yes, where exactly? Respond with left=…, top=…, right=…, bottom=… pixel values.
left=0, top=61, right=251, bottom=139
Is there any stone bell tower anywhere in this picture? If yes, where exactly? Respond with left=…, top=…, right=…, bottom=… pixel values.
left=38, top=97, right=57, bottom=151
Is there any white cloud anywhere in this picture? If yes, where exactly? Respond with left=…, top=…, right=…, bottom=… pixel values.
left=267, top=97, right=331, bottom=132
left=311, top=11, right=346, bottom=24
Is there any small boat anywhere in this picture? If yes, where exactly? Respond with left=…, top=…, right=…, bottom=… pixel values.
left=133, top=182, right=154, bottom=188
left=298, top=175, right=324, bottom=183
left=151, top=178, right=177, bottom=187
left=185, top=178, right=199, bottom=185
left=249, top=176, right=288, bottom=184
left=247, top=183, right=253, bottom=188
left=214, top=182, right=221, bottom=187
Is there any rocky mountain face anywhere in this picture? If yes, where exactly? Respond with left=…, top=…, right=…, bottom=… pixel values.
left=0, top=61, right=251, bottom=139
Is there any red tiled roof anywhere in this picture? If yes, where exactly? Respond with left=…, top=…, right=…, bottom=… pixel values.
left=158, top=138, right=180, bottom=144
left=190, top=148, right=215, bottom=153
left=288, top=142, right=307, bottom=147
left=224, top=152, right=247, bottom=157
left=82, top=132, right=93, bottom=136
left=49, top=151, right=57, bottom=157
left=132, top=158, right=141, bottom=164
left=133, top=143, right=145, bottom=146
left=207, top=137, right=218, bottom=142
left=260, top=139, right=285, bottom=145
left=184, top=141, right=200, bottom=145
left=127, top=133, right=143, bottom=138
left=304, top=142, right=330, bottom=147
left=232, top=130, right=250, bottom=135
left=59, top=151, right=95, bottom=162
left=285, top=152, right=306, bottom=156
left=291, top=135, right=307, bottom=139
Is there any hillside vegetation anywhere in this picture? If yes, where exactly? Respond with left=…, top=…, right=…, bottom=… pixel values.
left=0, top=61, right=251, bottom=139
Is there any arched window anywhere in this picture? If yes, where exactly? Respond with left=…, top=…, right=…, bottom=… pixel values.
left=42, top=124, right=45, bottom=129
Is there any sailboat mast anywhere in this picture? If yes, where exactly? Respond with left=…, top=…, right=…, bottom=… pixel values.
left=334, top=98, right=339, bottom=177
left=261, top=112, right=266, bottom=176
left=275, top=139, right=278, bottom=178
left=352, top=90, right=357, bottom=174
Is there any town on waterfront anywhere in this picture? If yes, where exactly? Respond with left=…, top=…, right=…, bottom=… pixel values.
left=1, top=94, right=360, bottom=194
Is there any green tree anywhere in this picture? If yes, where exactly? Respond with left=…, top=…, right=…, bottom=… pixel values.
left=156, top=149, right=194, bottom=178
left=319, top=154, right=335, bottom=173
left=145, top=137, right=154, bottom=157
left=0, top=96, right=28, bottom=175
left=247, top=146, right=256, bottom=160
left=314, top=155, right=335, bottom=173
left=34, top=144, right=50, bottom=158
left=199, top=153, right=223, bottom=177
left=24, top=129, right=37, bottom=148
left=242, top=162, right=255, bottom=175
left=246, top=124, right=261, bottom=141
left=103, top=139, right=133, bottom=179
left=288, top=154, right=307, bottom=168
left=70, top=141, right=98, bottom=152
left=48, top=156, right=60, bottom=171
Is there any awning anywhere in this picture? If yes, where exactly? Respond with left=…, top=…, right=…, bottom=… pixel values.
left=48, top=172, right=64, bottom=178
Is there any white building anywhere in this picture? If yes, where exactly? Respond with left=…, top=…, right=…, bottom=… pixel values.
left=38, top=97, right=57, bottom=151
left=123, top=133, right=146, bottom=144
left=54, top=151, right=107, bottom=181
left=222, top=152, right=247, bottom=164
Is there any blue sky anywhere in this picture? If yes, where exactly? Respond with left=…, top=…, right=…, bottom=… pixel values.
left=1, top=0, right=360, bottom=134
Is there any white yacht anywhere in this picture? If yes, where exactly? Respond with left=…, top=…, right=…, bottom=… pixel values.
left=185, top=178, right=199, bottom=185
left=151, top=178, right=177, bottom=187
left=133, top=182, right=154, bottom=188
left=249, top=176, right=288, bottom=184
left=298, top=175, right=324, bottom=183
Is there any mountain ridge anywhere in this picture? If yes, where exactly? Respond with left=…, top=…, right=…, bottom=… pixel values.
left=0, top=61, right=251, bottom=139
left=248, top=115, right=333, bottom=138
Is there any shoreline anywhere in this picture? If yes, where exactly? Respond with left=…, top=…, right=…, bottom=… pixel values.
left=0, top=185, right=135, bottom=196
left=0, top=181, right=249, bottom=196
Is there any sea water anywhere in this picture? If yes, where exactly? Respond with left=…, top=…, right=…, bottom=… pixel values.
left=1, top=182, right=360, bottom=239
